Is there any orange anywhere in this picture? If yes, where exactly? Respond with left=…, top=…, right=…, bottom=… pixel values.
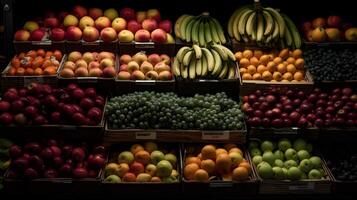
left=16, top=67, right=25, bottom=76
left=266, top=61, right=276, bottom=73
left=36, top=49, right=45, bottom=57
left=194, top=169, right=209, bottom=182
left=215, top=153, right=232, bottom=175
left=279, top=49, right=289, bottom=60
left=53, top=50, right=63, bottom=61
left=262, top=71, right=272, bottom=81
left=252, top=73, right=262, bottom=80
left=42, top=59, right=53, bottom=69
left=200, top=159, right=215, bottom=174
left=273, top=71, right=282, bottom=81
left=286, top=57, right=296, bottom=64
left=26, top=50, right=37, bottom=58
left=277, top=63, right=287, bottom=74
left=239, top=161, right=252, bottom=173
left=286, top=64, right=296, bottom=73
left=239, top=58, right=250, bottom=68
left=240, top=68, right=247, bottom=75
left=259, top=55, right=270, bottom=65
left=201, top=145, right=216, bottom=160
left=295, top=58, right=305, bottom=70
left=247, top=65, right=256, bottom=75
left=273, top=57, right=282, bottom=65
left=234, top=51, right=243, bottom=60
left=43, top=66, right=58, bottom=75
left=184, top=163, right=200, bottom=180
left=253, top=50, right=263, bottom=59
left=33, top=68, right=43, bottom=75
left=257, top=65, right=266, bottom=74
left=242, top=73, right=252, bottom=80
left=292, top=49, right=303, bottom=59
left=294, top=71, right=304, bottom=81
left=242, top=50, right=253, bottom=59
left=282, top=72, right=293, bottom=81
left=185, top=156, right=201, bottom=166
left=224, top=144, right=237, bottom=151
left=32, top=57, right=44, bottom=69
left=216, top=148, right=228, bottom=156
left=249, top=57, right=259, bottom=67
left=232, top=166, right=249, bottom=181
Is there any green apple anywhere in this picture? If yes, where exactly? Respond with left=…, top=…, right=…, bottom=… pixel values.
left=136, top=173, right=152, bottom=182
left=145, top=164, right=157, bottom=176
left=261, top=140, right=274, bottom=152
left=284, top=160, right=298, bottom=169
left=287, top=167, right=302, bottom=180
left=306, top=143, right=313, bottom=153
left=252, top=155, right=263, bottom=166
left=278, top=138, right=292, bottom=152
left=319, top=168, right=325, bottom=176
left=118, top=151, right=134, bottom=164
left=156, top=160, right=173, bottom=177
left=249, top=141, right=259, bottom=150
left=262, top=151, right=275, bottom=166
left=257, top=162, right=273, bottom=179
left=150, top=150, right=165, bottom=165
left=301, top=172, right=307, bottom=179
left=282, top=168, right=288, bottom=179
left=250, top=148, right=262, bottom=157
left=293, top=138, right=307, bottom=151
left=162, top=176, right=178, bottom=183
left=272, top=167, right=284, bottom=180
left=297, top=150, right=310, bottom=161
left=164, top=153, right=177, bottom=167
left=308, top=169, right=322, bottom=179
left=285, top=148, right=297, bottom=161
left=309, top=156, right=322, bottom=169
left=274, top=159, right=284, bottom=168
left=299, top=159, right=313, bottom=173
left=274, top=150, right=284, bottom=160
left=104, top=175, right=121, bottom=183
left=105, top=163, right=119, bottom=176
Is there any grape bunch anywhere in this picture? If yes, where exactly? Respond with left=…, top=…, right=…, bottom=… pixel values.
left=106, top=92, right=245, bottom=130
left=304, top=48, right=357, bottom=81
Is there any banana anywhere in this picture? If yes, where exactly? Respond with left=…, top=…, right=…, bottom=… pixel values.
left=245, top=11, right=256, bottom=37
left=264, top=7, right=285, bottom=38
left=228, top=9, right=240, bottom=38
left=229, top=6, right=252, bottom=40
left=172, top=57, right=181, bottom=77
left=284, top=25, right=293, bottom=47
left=204, top=20, right=213, bottom=44
left=270, top=17, right=280, bottom=40
left=181, top=62, right=188, bottom=79
left=189, top=56, right=197, bottom=79
left=227, top=61, right=236, bottom=79
left=212, top=18, right=226, bottom=44
left=198, top=19, right=206, bottom=46
left=191, top=18, right=201, bottom=44
left=179, top=15, right=195, bottom=41
left=219, top=45, right=236, bottom=61
left=211, top=49, right=223, bottom=77
left=218, top=61, right=228, bottom=79
left=238, top=9, right=254, bottom=36
left=283, top=14, right=301, bottom=49
left=183, top=50, right=194, bottom=66
left=209, top=19, right=220, bottom=43
left=193, top=44, right=202, bottom=59
left=185, top=16, right=197, bottom=43
left=0, top=138, right=12, bottom=149
left=262, top=10, right=274, bottom=36
left=174, top=15, right=190, bottom=39
left=176, top=46, right=192, bottom=63
left=256, top=12, right=264, bottom=42
left=211, top=44, right=228, bottom=61
left=201, top=48, right=214, bottom=71
left=201, top=53, right=208, bottom=77
left=195, top=54, right=202, bottom=76
left=251, top=13, right=258, bottom=41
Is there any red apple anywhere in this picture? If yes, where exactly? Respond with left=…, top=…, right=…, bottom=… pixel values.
left=14, top=29, right=30, bottom=41
left=120, top=7, right=135, bottom=21
left=95, top=16, right=111, bottom=31
left=82, top=26, right=99, bottom=42
left=127, top=20, right=142, bottom=34
left=29, top=29, right=45, bottom=41
left=73, top=5, right=88, bottom=18
left=327, top=15, right=342, bottom=28
left=50, top=28, right=65, bottom=41
left=159, top=20, right=172, bottom=33
left=87, top=107, right=102, bottom=122
left=44, top=17, right=59, bottom=28
left=73, top=167, right=88, bottom=178
left=100, top=27, right=117, bottom=42
left=65, top=26, right=82, bottom=41
left=147, top=9, right=161, bottom=22
left=89, top=8, right=103, bottom=20
left=72, top=147, right=85, bottom=162
left=301, top=21, right=312, bottom=33
left=135, top=29, right=151, bottom=42
left=151, top=29, right=167, bottom=43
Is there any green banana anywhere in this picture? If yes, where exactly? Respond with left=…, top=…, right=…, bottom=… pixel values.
left=218, top=62, right=228, bottom=79
left=172, top=57, right=181, bottom=77
left=183, top=50, right=194, bottom=66
left=227, top=62, right=236, bottom=79
left=264, top=7, right=285, bottom=38
left=245, top=11, right=256, bottom=37
left=204, top=20, right=213, bottom=44
left=262, top=10, right=274, bottom=36
left=219, top=45, right=236, bottom=61
left=174, top=14, right=190, bottom=39
left=228, top=9, right=240, bottom=37
left=179, top=15, right=195, bottom=41
left=256, top=12, right=264, bottom=42
left=201, top=48, right=214, bottom=71
left=176, top=47, right=192, bottom=63
left=282, top=14, right=302, bottom=49
left=211, top=44, right=228, bottom=61
left=209, top=19, right=221, bottom=43
left=193, top=44, right=202, bottom=59
left=198, top=19, right=206, bottom=46
left=211, top=49, right=223, bottom=77
left=191, top=18, right=201, bottom=44
left=229, top=6, right=252, bottom=40
left=185, top=16, right=197, bottom=43
left=238, top=9, right=254, bottom=36
left=212, top=18, right=226, bottom=44
left=189, top=56, right=197, bottom=79
left=201, top=53, right=208, bottom=77
left=284, top=25, right=293, bottom=47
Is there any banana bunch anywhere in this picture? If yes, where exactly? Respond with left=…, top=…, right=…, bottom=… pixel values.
left=174, top=13, right=226, bottom=46
left=173, top=44, right=236, bottom=80
left=228, top=3, right=301, bottom=49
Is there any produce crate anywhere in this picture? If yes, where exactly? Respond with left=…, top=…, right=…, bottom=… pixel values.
left=238, top=68, right=314, bottom=96
left=66, top=40, right=117, bottom=53
left=104, top=123, right=247, bottom=144
left=118, top=42, right=175, bottom=57
left=13, top=40, right=66, bottom=54
left=249, top=127, right=320, bottom=139
left=57, top=54, right=118, bottom=93
left=100, top=143, right=182, bottom=195
left=176, top=63, right=240, bottom=98
left=231, top=39, right=274, bottom=53
left=0, top=55, right=65, bottom=90
left=303, top=41, right=357, bottom=49
left=181, top=143, right=258, bottom=194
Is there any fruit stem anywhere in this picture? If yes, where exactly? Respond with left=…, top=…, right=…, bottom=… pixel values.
left=254, top=0, right=261, bottom=10
left=202, top=12, right=210, bottom=17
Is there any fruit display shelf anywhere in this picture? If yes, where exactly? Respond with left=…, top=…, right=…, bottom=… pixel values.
left=66, top=40, right=117, bottom=53
left=181, top=143, right=258, bottom=195
left=248, top=138, right=332, bottom=194
left=101, top=143, right=181, bottom=195
left=119, top=42, right=175, bottom=57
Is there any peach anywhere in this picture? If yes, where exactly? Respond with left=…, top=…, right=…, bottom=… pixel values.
left=120, top=64, right=128, bottom=71
left=102, top=66, right=116, bottom=78
left=154, top=62, right=170, bottom=73
left=158, top=71, right=172, bottom=80
left=14, top=30, right=30, bottom=41
left=68, top=51, right=82, bottom=62
left=79, top=16, right=95, bottom=30
left=131, top=70, right=145, bottom=80
left=135, top=150, right=151, bottom=165
left=89, top=8, right=103, bottom=20
left=119, top=54, right=132, bottom=64
left=100, top=58, right=115, bottom=69
left=159, top=20, right=172, bottom=33
left=117, top=71, right=131, bottom=80
left=151, top=29, right=167, bottom=43
left=129, top=161, right=144, bottom=176
left=65, top=26, right=82, bottom=41
left=145, top=71, right=158, bottom=80
left=104, top=8, right=119, bottom=21
left=136, top=11, right=147, bottom=24
left=127, top=61, right=140, bottom=73
left=119, top=8, right=135, bottom=21
left=88, top=68, right=103, bottom=77
left=60, top=68, right=75, bottom=78
left=88, top=61, right=100, bottom=69
left=100, top=27, right=117, bottom=42
left=98, top=51, right=115, bottom=61
left=76, top=59, right=88, bottom=69
left=194, top=169, right=209, bottom=182
left=75, top=67, right=89, bottom=77
left=135, top=29, right=151, bottom=42
left=73, top=5, right=88, bottom=18
left=122, top=172, right=136, bottom=182
left=142, top=19, right=158, bottom=32
left=63, top=15, right=78, bottom=27
left=95, top=16, right=111, bottom=31
left=127, top=20, right=142, bottom=34
left=82, top=26, right=99, bottom=42
left=132, top=52, right=147, bottom=65
left=112, top=17, right=127, bottom=33
left=147, top=9, right=161, bottom=22
left=64, top=61, right=76, bottom=70
left=160, top=54, right=171, bottom=65
left=148, top=54, right=161, bottom=66
left=184, top=163, right=199, bottom=180
left=82, top=52, right=95, bottom=63
left=118, top=30, right=134, bottom=43
left=140, top=61, right=153, bottom=74
left=131, top=144, right=144, bottom=155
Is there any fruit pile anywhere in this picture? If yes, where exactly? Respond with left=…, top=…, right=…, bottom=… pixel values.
left=0, top=138, right=12, bottom=190
left=117, top=52, right=172, bottom=80
left=243, top=87, right=357, bottom=128
left=6, top=49, right=62, bottom=76
left=7, top=139, right=106, bottom=179
left=304, top=48, right=357, bottom=81
left=301, top=16, right=357, bottom=42
left=174, top=13, right=226, bottom=45
left=106, top=92, right=244, bottom=130
left=183, top=144, right=252, bottom=182
left=325, top=145, right=357, bottom=181
left=173, top=44, right=236, bottom=80
left=250, top=139, right=326, bottom=180
left=0, top=83, right=105, bottom=126
left=228, top=3, right=301, bottom=49
left=14, top=6, right=174, bottom=43
left=60, top=51, right=116, bottom=78
left=236, top=49, right=306, bottom=82
left=104, top=142, right=179, bottom=183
